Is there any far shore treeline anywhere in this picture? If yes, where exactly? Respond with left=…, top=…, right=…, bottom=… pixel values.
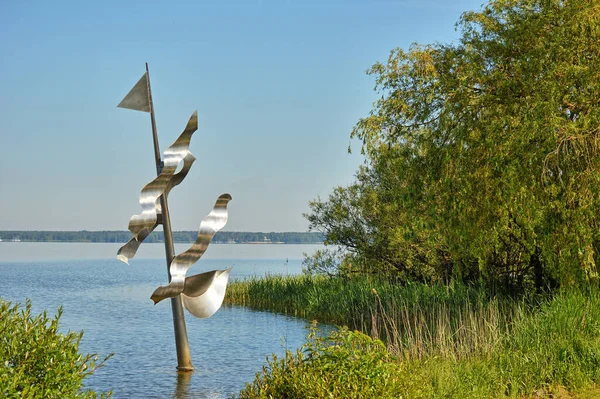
left=0, top=231, right=324, bottom=244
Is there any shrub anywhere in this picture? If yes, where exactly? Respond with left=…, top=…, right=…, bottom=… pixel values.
left=0, top=300, right=111, bottom=398
left=239, top=326, right=409, bottom=399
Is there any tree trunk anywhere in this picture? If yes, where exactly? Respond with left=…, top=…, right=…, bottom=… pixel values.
left=531, top=248, right=543, bottom=294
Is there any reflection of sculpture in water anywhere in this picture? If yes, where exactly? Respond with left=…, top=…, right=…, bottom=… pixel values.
left=174, top=371, right=192, bottom=399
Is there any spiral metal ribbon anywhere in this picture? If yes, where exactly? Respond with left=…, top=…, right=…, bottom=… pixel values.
left=117, top=113, right=198, bottom=264
left=128, top=111, right=198, bottom=240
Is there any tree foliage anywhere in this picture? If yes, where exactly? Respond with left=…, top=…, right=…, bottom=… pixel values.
left=306, top=0, right=600, bottom=292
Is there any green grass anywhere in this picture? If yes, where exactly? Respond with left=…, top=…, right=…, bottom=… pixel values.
left=226, top=275, right=521, bottom=360
left=228, top=276, right=600, bottom=398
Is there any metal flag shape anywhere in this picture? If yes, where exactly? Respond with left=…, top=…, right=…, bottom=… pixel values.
left=117, top=72, right=151, bottom=112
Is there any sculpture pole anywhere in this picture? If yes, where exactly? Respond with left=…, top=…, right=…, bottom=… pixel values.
left=145, top=63, right=194, bottom=372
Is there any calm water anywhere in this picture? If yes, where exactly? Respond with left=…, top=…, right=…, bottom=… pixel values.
left=0, top=243, right=325, bottom=398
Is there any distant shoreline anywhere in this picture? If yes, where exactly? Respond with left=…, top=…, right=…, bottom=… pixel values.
left=0, top=241, right=316, bottom=245
left=0, top=231, right=324, bottom=245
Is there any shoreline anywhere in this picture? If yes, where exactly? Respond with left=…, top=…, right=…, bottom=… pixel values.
left=0, top=241, right=319, bottom=244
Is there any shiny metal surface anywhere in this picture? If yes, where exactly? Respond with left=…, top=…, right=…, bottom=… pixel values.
left=117, top=152, right=196, bottom=265
left=181, top=268, right=231, bottom=319
left=117, top=72, right=151, bottom=112
left=161, top=152, right=197, bottom=209
left=151, top=194, right=232, bottom=304
left=118, top=65, right=199, bottom=371
left=117, top=222, right=157, bottom=265
left=117, top=113, right=198, bottom=265
left=128, top=111, right=198, bottom=242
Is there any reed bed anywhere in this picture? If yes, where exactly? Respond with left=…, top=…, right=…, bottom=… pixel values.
left=231, top=276, right=600, bottom=398
left=225, top=275, right=528, bottom=361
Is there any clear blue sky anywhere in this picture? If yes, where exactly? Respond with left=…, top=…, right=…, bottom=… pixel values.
left=0, top=0, right=484, bottom=232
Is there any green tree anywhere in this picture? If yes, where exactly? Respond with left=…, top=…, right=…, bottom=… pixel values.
left=307, top=0, right=600, bottom=292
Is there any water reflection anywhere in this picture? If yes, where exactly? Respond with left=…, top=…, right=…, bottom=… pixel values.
left=173, top=372, right=192, bottom=399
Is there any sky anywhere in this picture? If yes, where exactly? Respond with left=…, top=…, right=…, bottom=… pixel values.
left=0, top=0, right=484, bottom=232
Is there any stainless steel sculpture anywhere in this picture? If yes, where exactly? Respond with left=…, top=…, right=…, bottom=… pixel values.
left=182, top=268, right=232, bottom=318
left=117, top=113, right=199, bottom=265
left=151, top=194, right=232, bottom=304
left=117, top=151, right=196, bottom=265
left=117, top=64, right=232, bottom=372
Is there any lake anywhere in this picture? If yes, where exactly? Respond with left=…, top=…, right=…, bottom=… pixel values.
left=0, top=242, right=325, bottom=398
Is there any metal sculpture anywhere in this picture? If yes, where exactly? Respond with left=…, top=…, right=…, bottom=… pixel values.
left=181, top=268, right=232, bottom=318
left=116, top=64, right=231, bottom=371
left=151, top=194, right=232, bottom=304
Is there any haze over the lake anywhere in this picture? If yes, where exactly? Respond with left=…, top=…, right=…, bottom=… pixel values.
left=0, top=0, right=483, bottom=232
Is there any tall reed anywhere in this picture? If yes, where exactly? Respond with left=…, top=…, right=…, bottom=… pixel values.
left=233, top=279, right=600, bottom=397
left=225, top=275, right=528, bottom=361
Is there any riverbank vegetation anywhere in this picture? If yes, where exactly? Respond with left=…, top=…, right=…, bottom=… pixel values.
left=233, top=0, right=600, bottom=397
left=0, top=300, right=111, bottom=398
left=228, top=276, right=600, bottom=398
left=227, top=275, right=507, bottom=344
left=304, top=0, right=600, bottom=294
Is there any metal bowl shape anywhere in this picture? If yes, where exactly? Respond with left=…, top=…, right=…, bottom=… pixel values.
left=181, top=268, right=231, bottom=318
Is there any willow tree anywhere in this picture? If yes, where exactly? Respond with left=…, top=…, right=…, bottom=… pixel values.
left=307, top=0, right=600, bottom=291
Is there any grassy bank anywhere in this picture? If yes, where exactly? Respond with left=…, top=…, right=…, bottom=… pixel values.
left=226, top=276, right=600, bottom=398
left=226, top=275, right=522, bottom=359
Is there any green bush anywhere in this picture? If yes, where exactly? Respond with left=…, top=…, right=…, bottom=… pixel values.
left=0, top=300, right=111, bottom=398
left=239, top=326, right=412, bottom=399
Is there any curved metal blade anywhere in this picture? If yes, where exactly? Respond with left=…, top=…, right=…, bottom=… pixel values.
left=117, top=221, right=158, bottom=265
left=181, top=268, right=231, bottom=319
left=117, top=114, right=198, bottom=265
left=151, top=194, right=232, bottom=303
left=128, top=111, right=198, bottom=241
left=166, top=152, right=197, bottom=195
